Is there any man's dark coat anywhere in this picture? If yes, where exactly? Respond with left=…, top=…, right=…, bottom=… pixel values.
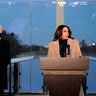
left=0, top=37, right=10, bottom=90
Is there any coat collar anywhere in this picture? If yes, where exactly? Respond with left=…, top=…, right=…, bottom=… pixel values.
left=54, top=38, right=74, bottom=44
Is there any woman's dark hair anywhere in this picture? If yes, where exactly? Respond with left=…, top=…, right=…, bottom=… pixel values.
left=53, top=25, right=73, bottom=41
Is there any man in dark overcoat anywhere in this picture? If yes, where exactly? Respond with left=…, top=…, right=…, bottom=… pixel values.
left=0, top=25, right=10, bottom=95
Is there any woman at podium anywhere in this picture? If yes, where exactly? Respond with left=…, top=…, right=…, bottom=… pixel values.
left=47, top=25, right=85, bottom=96
left=48, top=24, right=82, bottom=58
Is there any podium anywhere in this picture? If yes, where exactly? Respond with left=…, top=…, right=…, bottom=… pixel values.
left=40, top=57, right=89, bottom=96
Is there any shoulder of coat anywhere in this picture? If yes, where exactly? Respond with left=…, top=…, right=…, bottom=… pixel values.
left=68, top=38, right=78, bottom=43
left=49, top=40, right=58, bottom=45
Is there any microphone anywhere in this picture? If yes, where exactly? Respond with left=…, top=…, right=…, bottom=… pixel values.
left=67, top=44, right=70, bottom=55
left=63, top=44, right=70, bottom=57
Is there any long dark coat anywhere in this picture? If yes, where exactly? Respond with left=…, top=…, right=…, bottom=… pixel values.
left=0, top=37, right=10, bottom=90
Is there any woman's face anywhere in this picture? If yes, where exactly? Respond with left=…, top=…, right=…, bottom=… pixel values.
left=60, top=27, right=69, bottom=40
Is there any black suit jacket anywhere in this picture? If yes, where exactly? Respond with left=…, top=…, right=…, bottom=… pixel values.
left=0, top=37, right=11, bottom=89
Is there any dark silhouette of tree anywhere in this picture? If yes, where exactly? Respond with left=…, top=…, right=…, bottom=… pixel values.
left=1, top=30, right=22, bottom=57
left=80, top=39, right=96, bottom=56
left=80, top=40, right=87, bottom=48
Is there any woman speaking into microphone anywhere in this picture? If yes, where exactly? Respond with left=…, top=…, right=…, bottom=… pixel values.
left=47, top=24, right=84, bottom=96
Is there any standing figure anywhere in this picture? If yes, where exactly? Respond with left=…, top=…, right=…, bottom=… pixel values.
left=47, top=25, right=85, bottom=96
left=48, top=25, right=82, bottom=58
left=0, top=25, right=11, bottom=95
